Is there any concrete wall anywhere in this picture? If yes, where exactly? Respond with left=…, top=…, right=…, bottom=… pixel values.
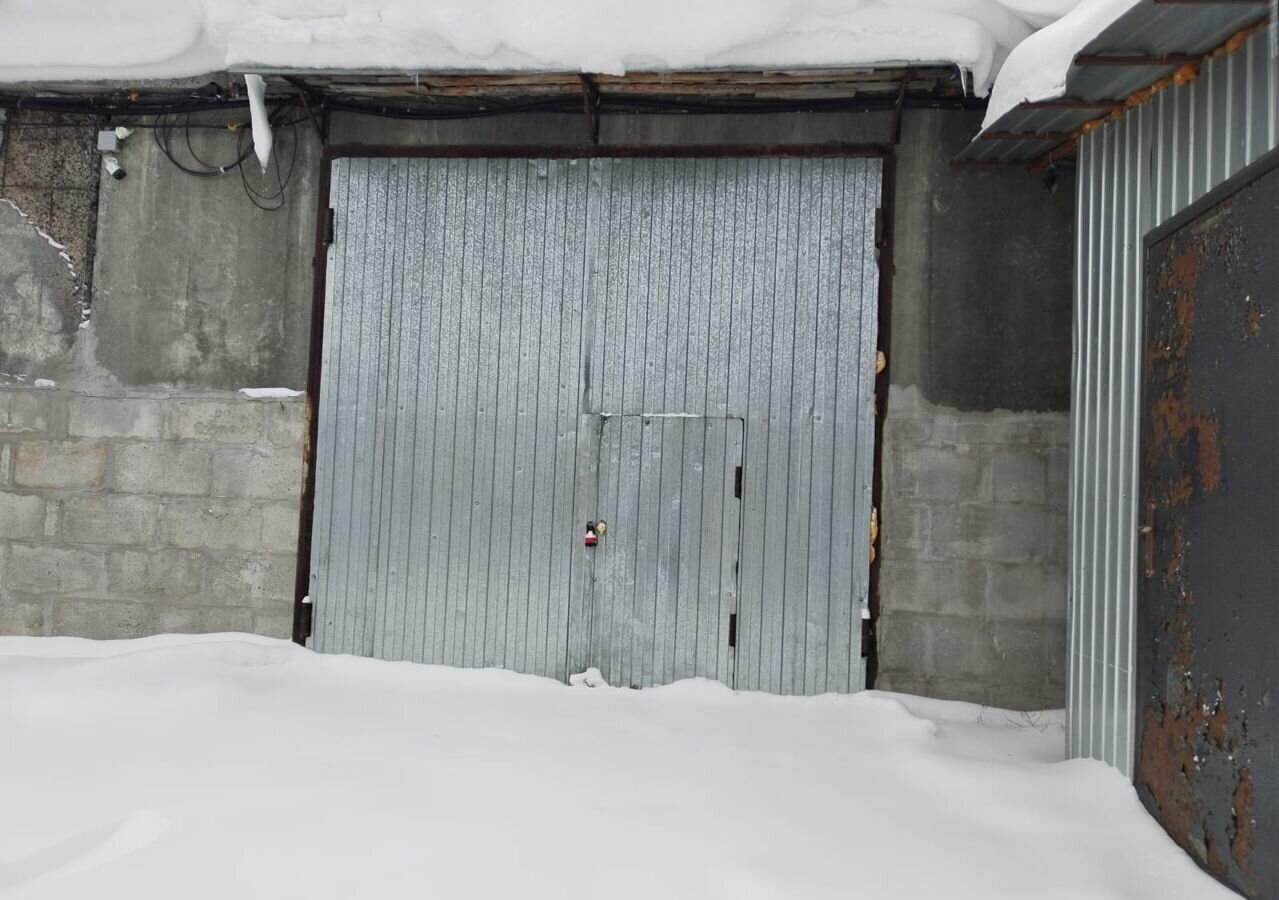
left=0, top=108, right=311, bottom=641
left=876, top=110, right=1073, bottom=709
left=0, top=385, right=302, bottom=638
left=0, top=103, right=1072, bottom=708
left=876, top=385, right=1068, bottom=709
left=0, top=111, right=98, bottom=375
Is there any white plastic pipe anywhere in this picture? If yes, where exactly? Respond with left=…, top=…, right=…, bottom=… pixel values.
left=244, top=74, right=272, bottom=173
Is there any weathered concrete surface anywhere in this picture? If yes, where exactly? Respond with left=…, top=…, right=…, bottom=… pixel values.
left=0, top=110, right=98, bottom=375
left=91, top=112, right=319, bottom=389
left=891, top=109, right=1073, bottom=413
left=0, top=385, right=303, bottom=639
left=876, top=385, right=1069, bottom=709
left=0, top=203, right=81, bottom=373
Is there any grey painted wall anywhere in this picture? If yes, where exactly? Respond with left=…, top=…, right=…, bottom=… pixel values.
left=0, top=103, right=1073, bottom=710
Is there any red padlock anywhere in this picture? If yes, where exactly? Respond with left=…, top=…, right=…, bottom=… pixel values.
left=584, top=522, right=598, bottom=547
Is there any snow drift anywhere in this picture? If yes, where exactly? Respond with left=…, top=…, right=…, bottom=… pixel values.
left=0, top=633, right=1237, bottom=899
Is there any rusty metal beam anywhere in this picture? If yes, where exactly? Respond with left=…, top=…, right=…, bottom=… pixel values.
left=1021, top=98, right=1124, bottom=110
left=1074, top=53, right=1202, bottom=66
left=978, top=131, right=1073, bottom=141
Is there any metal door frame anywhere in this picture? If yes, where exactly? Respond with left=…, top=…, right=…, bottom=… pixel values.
left=292, top=140, right=895, bottom=690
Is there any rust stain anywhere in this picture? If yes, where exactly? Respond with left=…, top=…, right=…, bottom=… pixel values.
left=1163, top=473, right=1193, bottom=508
left=1150, top=240, right=1203, bottom=376
left=1196, top=417, right=1222, bottom=493
left=1147, top=383, right=1223, bottom=500
left=1151, top=386, right=1193, bottom=452
left=1243, top=296, right=1262, bottom=339
left=1232, top=769, right=1256, bottom=873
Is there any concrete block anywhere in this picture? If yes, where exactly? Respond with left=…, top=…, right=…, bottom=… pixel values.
left=161, top=501, right=261, bottom=551
left=114, top=443, right=211, bottom=495
left=986, top=563, right=1067, bottom=622
left=265, top=401, right=306, bottom=447
left=893, top=445, right=987, bottom=502
left=992, top=621, right=1068, bottom=691
left=107, top=548, right=204, bottom=599
left=0, top=596, right=45, bottom=635
left=260, top=505, right=299, bottom=553
left=0, top=390, right=48, bottom=434
left=171, top=400, right=262, bottom=444
left=211, top=449, right=303, bottom=500
left=992, top=448, right=1046, bottom=504
left=43, top=499, right=59, bottom=537
left=68, top=396, right=162, bottom=439
left=153, top=605, right=253, bottom=634
left=929, top=615, right=1001, bottom=680
left=880, top=559, right=986, bottom=617
left=915, top=677, right=995, bottom=707
left=871, top=671, right=931, bottom=699
left=253, top=609, right=294, bottom=640
left=5, top=544, right=106, bottom=594
left=1045, top=446, right=1069, bottom=507
left=880, top=504, right=929, bottom=560
left=0, top=490, right=45, bottom=539
left=13, top=441, right=108, bottom=488
left=947, top=418, right=1066, bottom=447
left=930, top=504, right=1062, bottom=564
left=209, top=553, right=296, bottom=607
left=52, top=599, right=150, bottom=639
left=884, top=415, right=931, bottom=444
left=63, top=494, right=158, bottom=545
left=876, top=611, right=934, bottom=675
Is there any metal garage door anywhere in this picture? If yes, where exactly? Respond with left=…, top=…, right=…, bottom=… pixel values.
left=310, top=154, right=880, bottom=694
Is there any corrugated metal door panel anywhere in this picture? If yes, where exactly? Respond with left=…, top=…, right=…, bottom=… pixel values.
left=311, top=157, right=593, bottom=679
left=312, top=154, right=880, bottom=694
left=590, top=415, right=741, bottom=688
left=585, top=157, right=880, bottom=694
left=1069, top=24, right=1279, bottom=777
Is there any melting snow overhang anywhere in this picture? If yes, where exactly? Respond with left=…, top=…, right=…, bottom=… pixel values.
left=956, top=0, right=1273, bottom=168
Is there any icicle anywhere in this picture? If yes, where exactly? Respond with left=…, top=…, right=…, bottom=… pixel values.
left=244, top=74, right=273, bottom=173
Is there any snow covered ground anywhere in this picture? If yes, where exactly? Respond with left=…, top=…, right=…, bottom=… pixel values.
left=0, top=634, right=1234, bottom=899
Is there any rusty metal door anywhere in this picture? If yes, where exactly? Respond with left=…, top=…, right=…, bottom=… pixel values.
left=1137, top=149, right=1277, bottom=898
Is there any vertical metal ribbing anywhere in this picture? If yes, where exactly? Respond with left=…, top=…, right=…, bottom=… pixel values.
left=1068, top=24, right=1279, bottom=776
left=312, top=154, right=881, bottom=695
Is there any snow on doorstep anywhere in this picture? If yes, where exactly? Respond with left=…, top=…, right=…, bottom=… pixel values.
left=237, top=387, right=302, bottom=399
left=0, top=0, right=1077, bottom=94
left=982, top=0, right=1138, bottom=126
left=0, top=634, right=1237, bottom=900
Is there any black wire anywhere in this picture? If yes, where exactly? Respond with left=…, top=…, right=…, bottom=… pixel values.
left=237, top=107, right=300, bottom=212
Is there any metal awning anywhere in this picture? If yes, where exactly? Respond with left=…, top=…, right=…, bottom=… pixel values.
left=956, top=0, right=1272, bottom=166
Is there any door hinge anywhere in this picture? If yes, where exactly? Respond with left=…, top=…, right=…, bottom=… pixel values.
left=874, top=207, right=885, bottom=249
left=728, top=612, right=737, bottom=648
left=323, top=207, right=335, bottom=246
left=734, top=465, right=743, bottom=499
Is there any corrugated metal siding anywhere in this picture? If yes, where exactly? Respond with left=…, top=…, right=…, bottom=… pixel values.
left=1070, top=23, right=1278, bottom=776
left=311, top=155, right=882, bottom=693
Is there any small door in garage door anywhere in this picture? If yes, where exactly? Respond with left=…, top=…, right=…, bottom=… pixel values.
left=585, top=415, right=743, bottom=689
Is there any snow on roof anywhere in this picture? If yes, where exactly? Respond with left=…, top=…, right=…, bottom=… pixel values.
left=0, top=0, right=1080, bottom=95
left=982, top=0, right=1138, bottom=126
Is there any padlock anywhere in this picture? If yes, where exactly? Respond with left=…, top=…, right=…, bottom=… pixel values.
left=584, top=522, right=598, bottom=547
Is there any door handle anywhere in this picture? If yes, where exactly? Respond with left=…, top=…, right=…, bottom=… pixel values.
left=1140, top=499, right=1155, bottom=579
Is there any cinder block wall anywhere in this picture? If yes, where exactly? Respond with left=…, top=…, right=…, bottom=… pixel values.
left=0, top=385, right=303, bottom=638
left=875, top=386, right=1068, bottom=709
